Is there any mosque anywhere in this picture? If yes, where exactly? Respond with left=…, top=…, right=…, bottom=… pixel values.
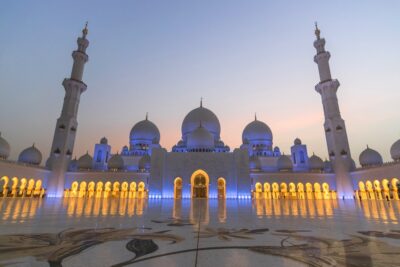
left=0, top=24, right=399, bottom=201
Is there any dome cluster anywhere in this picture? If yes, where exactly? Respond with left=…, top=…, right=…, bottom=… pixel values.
left=182, top=105, right=220, bottom=141
left=187, top=124, right=214, bottom=152
left=173, top=102, right=229, bottom=152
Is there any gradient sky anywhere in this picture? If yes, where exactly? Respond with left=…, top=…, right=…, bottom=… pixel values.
left=1, top=1, right=400, bottom=166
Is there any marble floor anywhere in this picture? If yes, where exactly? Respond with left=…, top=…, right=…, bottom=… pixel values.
left=0, top=197, right=399, bottom=267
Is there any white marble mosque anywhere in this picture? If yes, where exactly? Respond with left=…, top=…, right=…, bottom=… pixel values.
left=0, top=24, right=400, bottom=202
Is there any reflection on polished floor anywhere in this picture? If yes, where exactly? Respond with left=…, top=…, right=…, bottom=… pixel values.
left=0, top=198, right=400, bottom=266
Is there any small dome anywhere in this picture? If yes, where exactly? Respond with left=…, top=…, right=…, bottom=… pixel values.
left=108, top=153, right=124, bottom=170
left=309, top=153, right=324, bottom=171
left=100, top=137, right=108, bottom=145
left=249, top=155, right=261, bottom=170
left=68, top=157, right=78, bottom=171
left=277, top=154, right=293, bottom=171
left=77, top=152, right=93, bottom=170
left=0, top=132, right=10, bottom=159
left=187, top=125, right=214, bottom=150
left=242, top=119, right=272, bottom=144
left=359, top=146, right=383, bottom=167
left=390, top=139, right=400, bottom=161
left=130, top=118, right=160, bottom=144
left=294, top=138, right=302, bottom=145
left=182, top=105, right=221, bottom=141
left=139, top=154, right=151, bottom=171
left=18, top=144, right=42, bottom=165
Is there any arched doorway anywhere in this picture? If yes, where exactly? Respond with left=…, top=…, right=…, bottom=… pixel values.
left=191, top=170, right=209, bottom=198
left=217, top=178, right=226, bottom=199
left=174, top=177, right=183, bottom=199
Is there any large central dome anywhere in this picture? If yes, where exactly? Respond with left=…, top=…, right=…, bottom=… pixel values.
left=181, top=104, right=221, bottom=141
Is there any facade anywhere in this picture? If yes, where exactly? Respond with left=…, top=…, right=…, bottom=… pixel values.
left=0, top=24, right=400, bottom=200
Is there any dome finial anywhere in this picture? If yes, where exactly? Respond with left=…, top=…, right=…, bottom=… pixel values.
left=82, top=21, right=88, bottom=38
left=254, top=113, right=257, bottom=121
left=145, top=112, right=148, bottom=120
left=32, top=143, right=35, bottom=148
left=200, top=97, right=203, bottom=108
left=315, top=22, right=321, bottom=40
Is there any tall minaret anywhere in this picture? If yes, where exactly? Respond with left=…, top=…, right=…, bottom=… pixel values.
left=47, top=23, right=90, bottom=197
left=313, top=23, right=354, bottom=198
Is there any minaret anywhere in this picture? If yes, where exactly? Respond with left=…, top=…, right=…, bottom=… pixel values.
left=313, top=23, right=354, bottom=198
left=47, top=23, right=90, bottom=197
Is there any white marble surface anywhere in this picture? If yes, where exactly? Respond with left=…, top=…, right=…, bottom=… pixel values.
left=0, top=198, right=399, bottom=266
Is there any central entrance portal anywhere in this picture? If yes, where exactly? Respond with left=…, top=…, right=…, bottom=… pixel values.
left=193, top=174, right=207, bottom=198
left=191, top=170, right=209, bottom=198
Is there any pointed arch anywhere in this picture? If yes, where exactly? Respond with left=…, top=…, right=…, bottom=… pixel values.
left=174, top=177, right=183, bottom=199
left=217, top=177, right=226, bottom=199
left=190, top=169, right=209, bottom=198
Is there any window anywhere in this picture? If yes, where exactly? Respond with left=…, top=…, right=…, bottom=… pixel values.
left=293, top=153, right=297, bottom=164
left=96, top=150, right=102, bottom=162
left=300, top=151, right=305, bottom=163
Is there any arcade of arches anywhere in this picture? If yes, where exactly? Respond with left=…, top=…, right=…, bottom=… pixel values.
left=356, top=178, right=400, bottom=200
left=64, top=181, right=147, bottom=199
left=0, top=176, right=44, bottom=198
left=253, top=182, right=336, bottom=200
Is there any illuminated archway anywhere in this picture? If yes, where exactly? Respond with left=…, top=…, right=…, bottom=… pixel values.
left=263, top=183, right=270, bottom=192
left=1, top=176, right=9, bottom=190
left=129, top=182, right=137, bottom=199
left=392, top=178, right=399, bottom=200
left=190, top=170, right=209, bottom=198
left=322, top=183, right=330, bottom=199
left=382, top=179, right=389, bottom=190
left=297, top=183, right=305, bottom=199
left=217, top=178, right=226, bottom=199
left=271, top=182, right=279, bottom=199
left=104, top=182, right=112, bottom=198
left=27, top=179, right=35, bottom=195
left=96, top=182, right=103, bottom=198
left=138, top=181, right=146, bottom=198
left=174, top=177, right=183, bottom=199
left=112, top=182, right=120, bottom=197
left=20, top=178, right=27, bottom=195
left=314, top=183, right=322, bottom=199
left=11, top=177, right=18, bottom=190
left=358, top=181, right=365, bottom=191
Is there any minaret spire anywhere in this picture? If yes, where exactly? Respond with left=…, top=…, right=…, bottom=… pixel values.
left=146, top=112, right=148, bottom=120
left=313, top=24, right=353, bottom=198
left=47, top=24, right=90, bottom=197
left=200, top=97, right=203, bottom=108
left=314, top=22, right=320, bottom=40
left=254, top=113, right=257, bottom=121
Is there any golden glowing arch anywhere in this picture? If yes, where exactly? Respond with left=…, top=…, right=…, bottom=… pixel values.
left=190, top=169, right=210, bottom=198
left=174, top=177, right=183, bottom=199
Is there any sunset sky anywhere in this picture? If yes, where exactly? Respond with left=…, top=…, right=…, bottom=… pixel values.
left=1, top=1, right=400, bottom=165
